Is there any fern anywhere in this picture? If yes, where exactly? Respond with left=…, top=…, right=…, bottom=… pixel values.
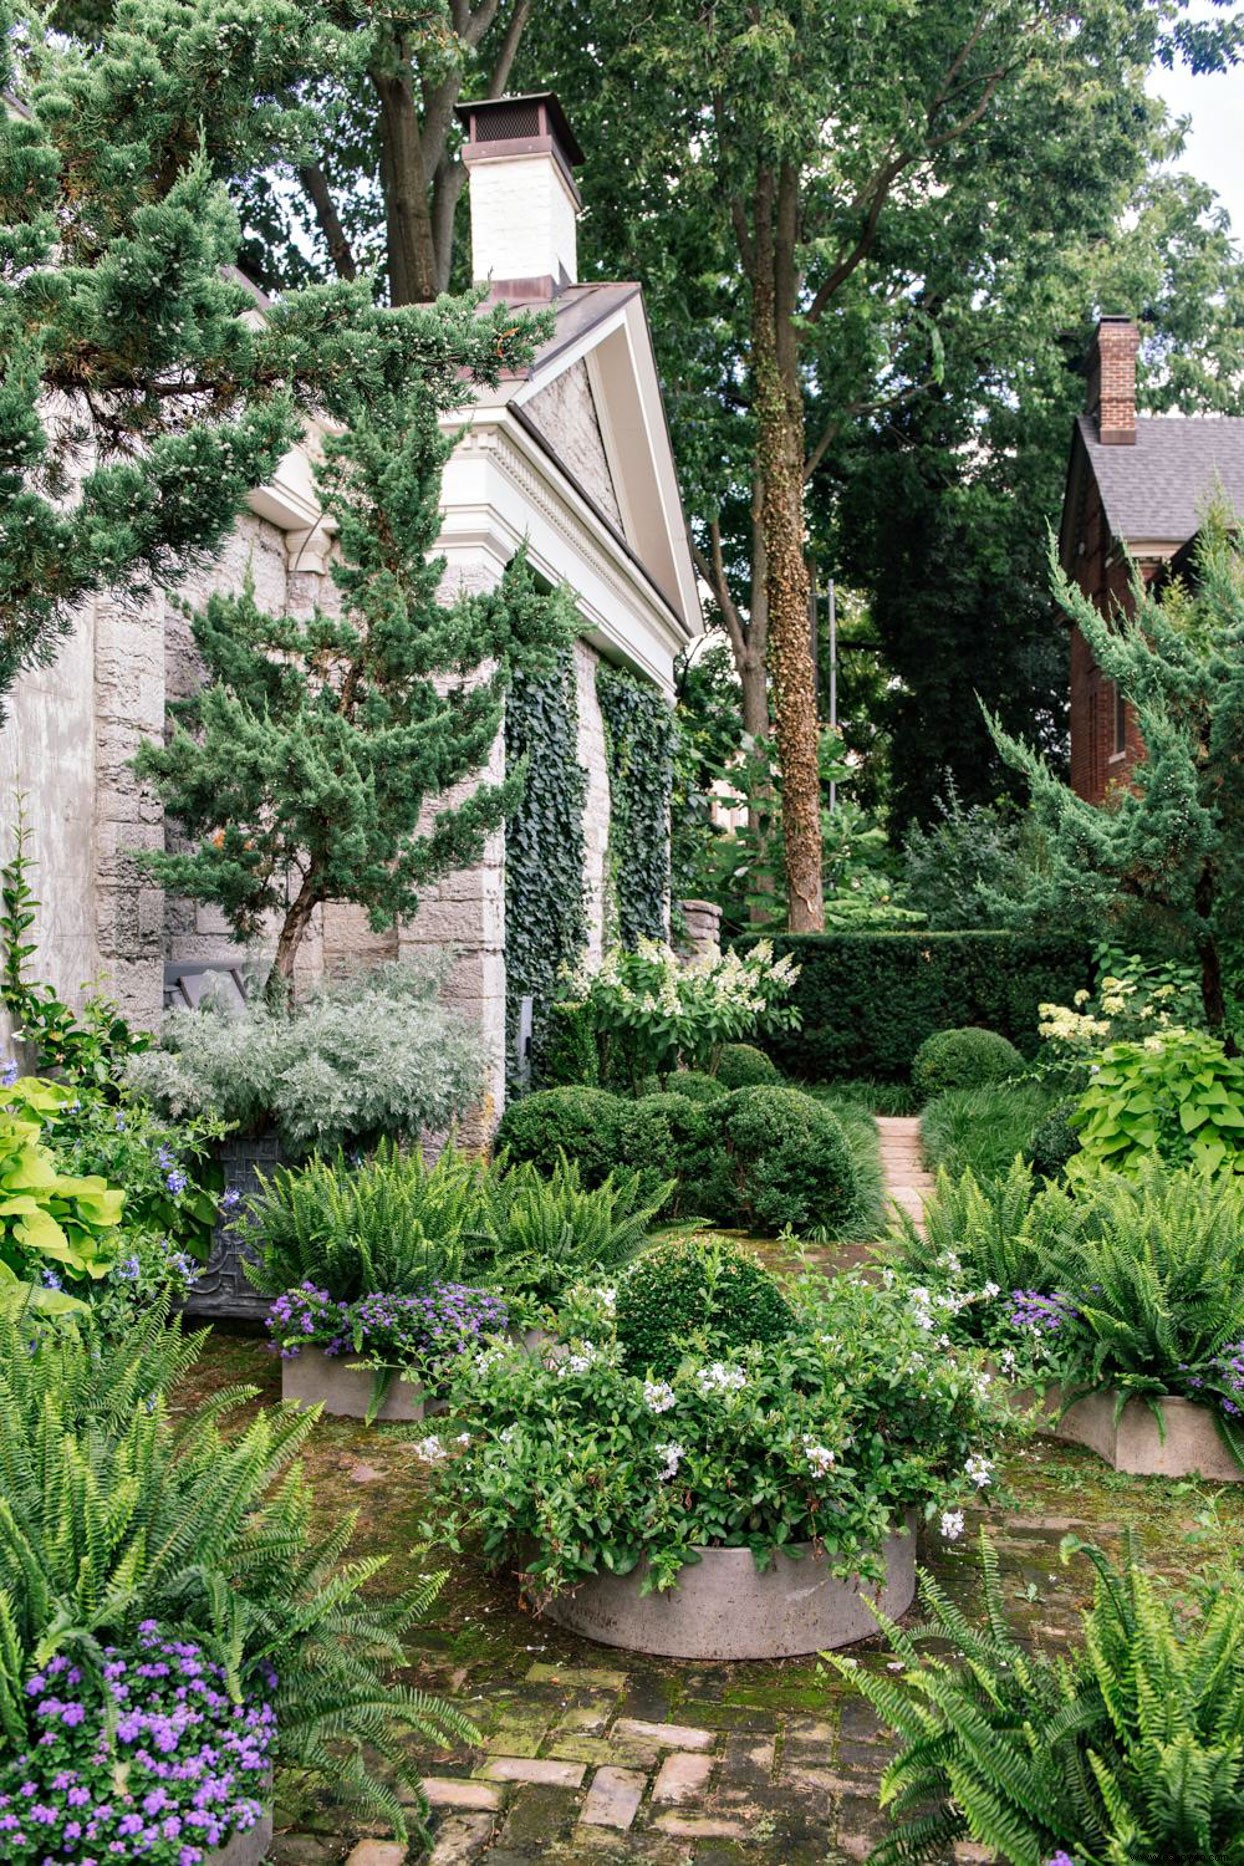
left=833, top=1530, right=1244, bottom=1865
left=0, top=1314, right=469, bottom=1841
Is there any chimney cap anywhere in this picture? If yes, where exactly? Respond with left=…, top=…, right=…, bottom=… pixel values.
left=455, top=92, right=585, bottom=168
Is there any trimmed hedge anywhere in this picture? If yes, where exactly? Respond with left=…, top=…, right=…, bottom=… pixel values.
left=616, top=1236, right=794, bottom=1377
left=737, top=932, right=1091, bottom=1082
left=716, top=1043, right=782, bottom=1089
left=495, top=1083, right=862, bottom=1236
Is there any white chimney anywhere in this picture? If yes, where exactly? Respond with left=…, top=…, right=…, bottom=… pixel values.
left=457, top=93, right=583, bottom=297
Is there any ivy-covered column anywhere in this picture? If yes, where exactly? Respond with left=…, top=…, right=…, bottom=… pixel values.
left=597, top=664, right=676, bottom=947
left=503, top=652, right=588, bottom=1092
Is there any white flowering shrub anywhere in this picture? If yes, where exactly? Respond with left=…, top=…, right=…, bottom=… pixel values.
left=1036, top=948, right=1203, bottom=1083
left=422, top=1270, right=1013, bottom=1601
left=560, top=938, right=800, bottom=1093
left=126, top=961, right=485, bottom=1156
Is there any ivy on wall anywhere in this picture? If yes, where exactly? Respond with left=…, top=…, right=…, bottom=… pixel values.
left=504, top=653, right=589, bottom=1091
left=597, top=663, right=676, bottom=948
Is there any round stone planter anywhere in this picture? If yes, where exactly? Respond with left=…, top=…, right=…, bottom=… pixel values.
left=204, top=1806, right=273, bottom=1865
left=281, top=1346, right=425, bottom=1423
left=1051, top=1388, right=1244, bottom=1481
left=542, top=1512, right=918, bottom=1659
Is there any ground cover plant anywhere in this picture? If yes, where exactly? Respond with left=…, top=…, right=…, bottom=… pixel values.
left=921, top=1079, right=1058, bottom=1181
left=836, top=1531, right=1244, bottom=1866
left=0, top=1308, right=469, bottom=1845
left=423, top=1260, right=1011, bottom=1602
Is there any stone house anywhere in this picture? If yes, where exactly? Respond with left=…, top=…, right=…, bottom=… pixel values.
left=1058, top=315, right=1244, bottom=802
left=1, top=94, right=703, bottom=1119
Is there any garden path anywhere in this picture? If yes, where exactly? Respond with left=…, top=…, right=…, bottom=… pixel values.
left=874, top=1116, right=933, bottom=1232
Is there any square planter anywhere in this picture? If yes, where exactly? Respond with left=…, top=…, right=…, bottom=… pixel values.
left=205, top=1807, right=273, bottom=1866
left=1050, top=1388, right=1244, bottom=1480
left=281, top=1345, right=426, bottom=1423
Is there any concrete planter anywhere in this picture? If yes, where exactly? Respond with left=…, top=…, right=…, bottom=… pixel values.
left=543, top=1511, right=918, bottom=1659
left=1050, top=1388, right=1244, bottom=1481
left=204, top=1806, right=273, bottom=1865
left=281, top=1346, right=425, bottom=1423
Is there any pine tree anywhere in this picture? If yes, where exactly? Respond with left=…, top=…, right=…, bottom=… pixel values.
left=134, top=361, right=577, bottom=983
left=990, top=509, right=1244, bottom=1031
left=0, top=0, right=541, bottom=714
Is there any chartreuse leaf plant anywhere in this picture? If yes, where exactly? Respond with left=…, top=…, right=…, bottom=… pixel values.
left=834, top=1530, right=1244, bottom=1866
left=0, top=1305, right=471, bottom=1842
left=0, top=1076, right=123, bottom=1293
left=1070, top=1027, right=1244, bottom=1176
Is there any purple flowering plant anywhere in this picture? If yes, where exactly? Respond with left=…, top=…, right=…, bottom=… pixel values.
left=0, top=1625, right=273, bottom=1866
left=267, top=1280, right=508, bottom=1371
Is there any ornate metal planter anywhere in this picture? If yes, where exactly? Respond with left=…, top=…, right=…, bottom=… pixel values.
left=183, top=1130, right=283, bottom=1324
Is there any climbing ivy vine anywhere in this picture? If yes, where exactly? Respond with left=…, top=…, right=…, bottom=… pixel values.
left=504, top=653, right=589, bottom=1091
left=597, top=663, right=676, bottom=948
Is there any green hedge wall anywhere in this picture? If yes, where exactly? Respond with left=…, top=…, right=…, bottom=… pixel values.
left=737, top=932, right=1092, bottom=1082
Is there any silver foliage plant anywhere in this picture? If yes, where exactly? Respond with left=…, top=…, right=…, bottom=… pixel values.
left=127, top=960, right=486, bottom=1154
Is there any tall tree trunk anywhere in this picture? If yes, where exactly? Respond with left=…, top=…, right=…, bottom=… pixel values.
left=752, top=169, right=823, bottom=933
left=372, top=66, right=438, bottom=304
left=1195, top=865, right=1228, bottom=1037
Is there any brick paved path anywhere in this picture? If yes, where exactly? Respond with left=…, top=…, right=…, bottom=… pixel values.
left=875, top=1116, right=934, bottom=1233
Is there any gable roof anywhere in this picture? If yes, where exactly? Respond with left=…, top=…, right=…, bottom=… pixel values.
left=1065, top=412, right=1244, bottom=561
left=469, top=281, right=701, bottom=640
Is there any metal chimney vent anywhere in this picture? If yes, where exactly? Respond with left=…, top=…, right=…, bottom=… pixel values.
left=475, top=98, right=542, bottom=141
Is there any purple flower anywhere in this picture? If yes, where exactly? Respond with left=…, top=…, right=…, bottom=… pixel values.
left=164, top=1170, right=189, bottom=1196
left=1, top=1059, right=18, bottom=1088
left=1010, top=1290, right=1078, bottom=1334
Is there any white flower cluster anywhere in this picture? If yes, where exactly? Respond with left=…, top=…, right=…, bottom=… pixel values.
left=557, top=1342, right=601, bottom=1377
left=964, top=1454, right=994, bottom=1489
left=940, top=1509, right=965, bottom=1541
left=412, top=1436, right=447, bottom=1464
left=655, top=1441, right=685, bottom=1482
left=695, top=1362, right=747, bottom=1396
left=643, top=1379, right=677, bottom=1414
left=802, top=1435, right=835, bottom=1477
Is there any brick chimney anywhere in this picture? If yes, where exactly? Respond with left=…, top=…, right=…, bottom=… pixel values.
left=455, top=93, right=583, bottom=300
left=1086, top=315, right=1139, bottom=446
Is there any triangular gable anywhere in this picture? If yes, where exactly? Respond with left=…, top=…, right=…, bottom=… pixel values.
left=510, top=286, right=701, bottom=630
left=523, top=358, right=624, bottom=532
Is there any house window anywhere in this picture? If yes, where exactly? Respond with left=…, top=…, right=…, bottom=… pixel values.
left=1110, top=681, right=1128, bottom=760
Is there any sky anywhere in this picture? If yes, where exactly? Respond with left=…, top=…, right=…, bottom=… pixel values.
left=1148, top=12, right=1244, bottom=238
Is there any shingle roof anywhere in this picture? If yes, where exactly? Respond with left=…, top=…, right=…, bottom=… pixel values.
left=1078, top=412, right=1244, bottom=543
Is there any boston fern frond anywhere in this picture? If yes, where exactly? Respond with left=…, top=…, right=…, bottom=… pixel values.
left=835, top=1530, right=1244, bottom=1866
left=0, top=1317, right=469, bottom=1841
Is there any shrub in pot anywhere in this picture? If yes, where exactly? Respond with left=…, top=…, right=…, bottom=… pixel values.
left=425, top=1269, right=1011, bottom=1647
left=912, top=1026, right=1024, bottom=1101
left=127, top=960, right=486, bottom=1157
left=615, top=1234, right=794, bottom=1378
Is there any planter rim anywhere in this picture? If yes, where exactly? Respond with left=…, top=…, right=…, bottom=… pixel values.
left=541, top=1510, right=918, bottom=1659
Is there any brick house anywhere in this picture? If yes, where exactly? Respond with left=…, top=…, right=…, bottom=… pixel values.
left=0, top=94, right=702, bottom=1119
left=1058, top=315, right=1244, bottom=802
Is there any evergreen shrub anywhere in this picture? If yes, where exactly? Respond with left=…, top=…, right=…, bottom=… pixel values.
left=614, top=1235, right=794, bottom=1377
left=624, top=1092, right=728, bottom=1216
left=493, top=1086, right=628, bottom=1188
left=641, top=1070, right=728, bottom=1103
left=737, top=932, right=1090, bottom=1081
left=912, top=1027, right=1025, bottom=1101
left=716, top=1042, right=781, bottom=1088
left=1029, top=1102, right=1082, bottom=1180
left=718, top=1085, right=860, bottom=1236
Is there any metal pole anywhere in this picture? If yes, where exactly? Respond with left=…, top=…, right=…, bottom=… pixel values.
left=828, top=578, right=838, bottom=814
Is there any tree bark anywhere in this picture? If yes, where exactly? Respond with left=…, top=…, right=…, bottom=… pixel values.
left=751, top=168, right=823, bottom=933
left=297, top=165, right=357, bottom=281
left=372, top=65, right=439, bottom=304
left=273, top=864, right=322, bottom=983
left=1195, top=865, right=1228, bottom=1037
